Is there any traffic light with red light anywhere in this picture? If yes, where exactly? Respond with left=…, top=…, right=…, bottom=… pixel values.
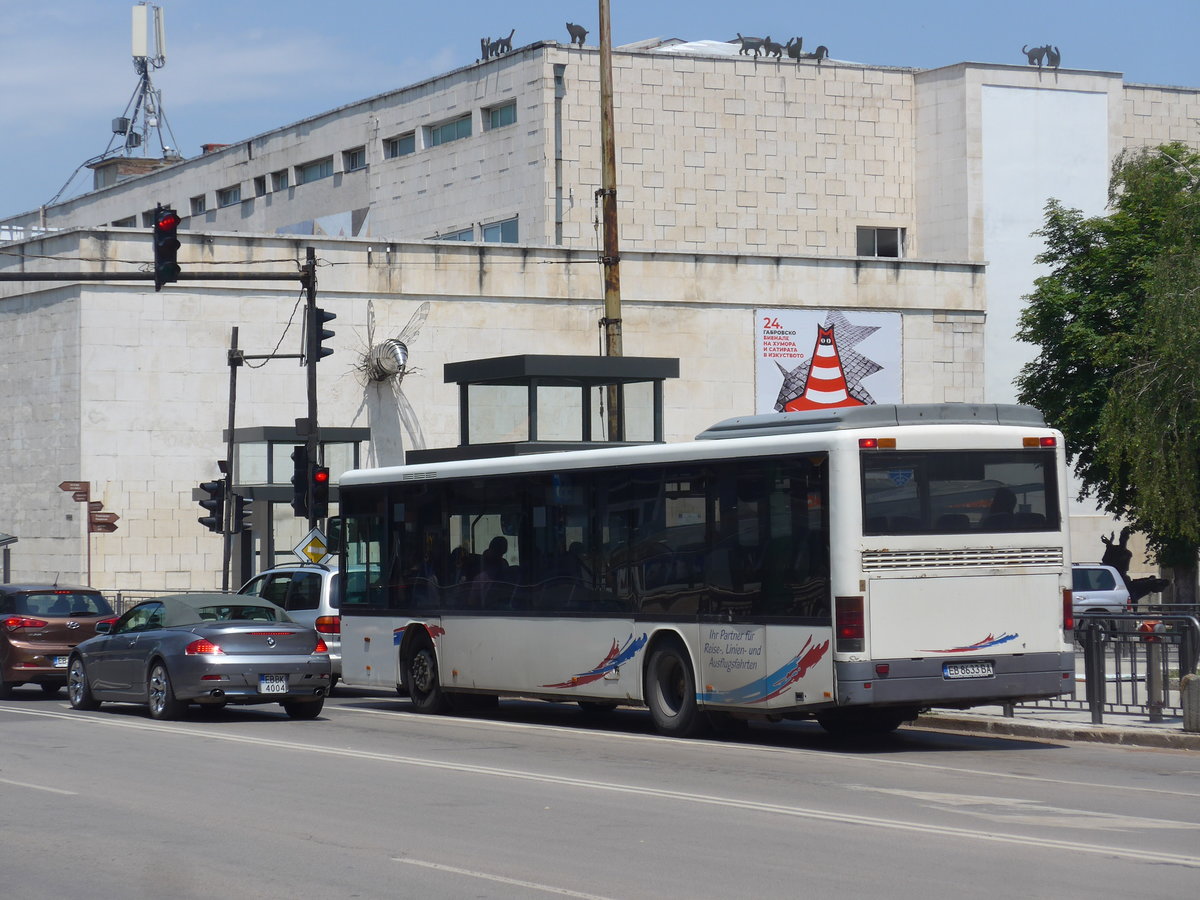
left=153, top=204, right=181, bottom=291
left=311, top=466, right=330, bottom=519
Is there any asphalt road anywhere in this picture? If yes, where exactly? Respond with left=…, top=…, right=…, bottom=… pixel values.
left=2, top=685, right=1198, bottom=899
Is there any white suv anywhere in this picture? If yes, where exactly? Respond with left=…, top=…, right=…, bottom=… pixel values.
left=238, top=564, right=342, bottom=684
left=1072, top=563, right=1131, bottom=626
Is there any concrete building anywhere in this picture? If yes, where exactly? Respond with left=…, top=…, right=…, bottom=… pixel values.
left=2, top=36, right=1197, bottom=588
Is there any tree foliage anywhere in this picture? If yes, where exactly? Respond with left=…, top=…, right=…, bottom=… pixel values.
left=1016, top=142, right=1200, bottom=562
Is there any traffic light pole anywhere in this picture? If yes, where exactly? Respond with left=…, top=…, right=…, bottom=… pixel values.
left=303, top=248, right=320, bottom=531
left=221, top=327, right=240, bottom=591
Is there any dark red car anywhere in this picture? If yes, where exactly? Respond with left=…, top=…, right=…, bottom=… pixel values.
left=0, top=585, right=116, bottom=698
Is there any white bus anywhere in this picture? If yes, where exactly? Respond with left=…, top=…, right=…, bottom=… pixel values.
left=336, top=404, right=1073, bottom=736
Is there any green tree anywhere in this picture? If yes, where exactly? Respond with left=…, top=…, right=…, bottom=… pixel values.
left=1016, top=143, right=1200, bottom=601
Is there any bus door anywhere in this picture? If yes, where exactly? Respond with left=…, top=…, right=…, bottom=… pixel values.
left=699, top=458, right=834, bottom=710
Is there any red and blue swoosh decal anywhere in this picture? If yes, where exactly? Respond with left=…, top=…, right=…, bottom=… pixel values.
left=542, top=633, right=648, bottom=688
left=700, top=636, right=830, bottom=704
left=923, top=632, right=1017, bottom=653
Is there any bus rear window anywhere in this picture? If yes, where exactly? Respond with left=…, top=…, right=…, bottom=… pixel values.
left=861, top=449, right=1059, bottom=535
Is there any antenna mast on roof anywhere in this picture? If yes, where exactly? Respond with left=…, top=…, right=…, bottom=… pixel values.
left=112, top=3, right=179, bottom=160
left=46, top=4, right=181, bottom=207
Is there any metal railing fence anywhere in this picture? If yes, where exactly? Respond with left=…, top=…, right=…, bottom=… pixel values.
left=1018, top=613, right=1200, bottom=724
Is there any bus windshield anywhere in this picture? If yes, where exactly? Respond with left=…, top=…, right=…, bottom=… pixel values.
left=861, top=448, right=1059, bottom=535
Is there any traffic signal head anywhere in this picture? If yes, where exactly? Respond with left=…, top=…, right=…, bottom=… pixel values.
left=290, top=445, right=309, bottom=518
left=311, top=466, right=331, bottom=519
left=309, top=307, right=336, bottom=362
left=233, top=494, right=253, bottom=533
left=152, top=205, right=182, bottom=291
left=197, top=478, right=226, bottom=533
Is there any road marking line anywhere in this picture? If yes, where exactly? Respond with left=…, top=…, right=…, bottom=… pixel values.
left=394, top=858, right=616, bottom=899
left=6, top=705, right=1200, bottom=868
left=0, top=776, right=77, bottom=795
left=327, top=703, right=1200, bottom=800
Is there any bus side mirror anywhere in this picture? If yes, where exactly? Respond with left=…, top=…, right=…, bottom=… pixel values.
left=326, top=517, right=343, bottom=555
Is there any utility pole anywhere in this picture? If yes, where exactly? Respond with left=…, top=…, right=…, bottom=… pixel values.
left=598, top=0, right=624, bottom=442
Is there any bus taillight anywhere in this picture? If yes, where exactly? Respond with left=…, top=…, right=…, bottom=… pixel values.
left=1062, top=587, right=1074, bottom=633
left=835, top=596, right=864, bottom=652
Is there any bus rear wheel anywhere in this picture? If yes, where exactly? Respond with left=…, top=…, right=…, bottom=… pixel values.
left=645, top=641, right=706, bottom=738
left=404, top=631, right=451, bottom=715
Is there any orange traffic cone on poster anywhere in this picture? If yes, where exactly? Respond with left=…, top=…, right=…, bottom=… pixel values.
left=785, top=325, right=865, bottom=412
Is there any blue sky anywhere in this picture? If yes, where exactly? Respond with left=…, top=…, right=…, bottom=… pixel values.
left=1, top=0, right=1196, bottom=217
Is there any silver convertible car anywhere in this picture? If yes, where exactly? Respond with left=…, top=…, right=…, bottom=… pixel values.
left=67, top=593, right=331, bottom=720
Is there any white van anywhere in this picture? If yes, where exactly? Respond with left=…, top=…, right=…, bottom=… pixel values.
left=238, top=564, right=342, bottom=684
left=1072, top=563, right=1132, bottom=638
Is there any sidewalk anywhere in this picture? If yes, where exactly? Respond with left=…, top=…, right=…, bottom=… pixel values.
left=914, top=705, right=1200, bottom=751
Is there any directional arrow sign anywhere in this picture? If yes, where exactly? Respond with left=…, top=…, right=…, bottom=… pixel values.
left=72, top=491, right=89, bottom=502
left=89, top=512, right=119, bottom=525
left=88, top=501, right=104, bottom=512
left=59, top=481, right=88, bottom=493
left=89, top=522, right=118, bottom=534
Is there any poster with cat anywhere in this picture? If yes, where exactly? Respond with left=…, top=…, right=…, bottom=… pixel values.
left=755, top=308, right=900, bottom=414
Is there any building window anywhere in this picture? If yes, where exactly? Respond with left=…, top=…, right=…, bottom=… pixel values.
left=272, top=169, right=290, bottom=191
left=482, top=216, right=518, bottom=243
left=427, top=114, right=472, bottom=147
left=217, top=185, right=242, bottom=207
left=190, top=195, right=207, bottom=216
left=253, top=176, right=267, bottom=196
left=111, top=216, right=136, bottom=227
left=857, top=226, right=905, bottom=258
left=435, top=227, right=474, bottom=242
left=296, top=157, right=333, bottom=185
left=343, top=146, right=367, bottom=171
left=141, top=210, right=157, bottom=227
left=486, top=101, right=517, bottom=130
left=384, top=132, right=416, bottom=159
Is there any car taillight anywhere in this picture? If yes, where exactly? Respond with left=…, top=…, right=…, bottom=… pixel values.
left=185, top=638, right=224, bottom=655
left=3, top=616, right=48, bottom=632
left=835, top=596, right=864, bottom=652
left=313, top=638, right=329, bottom=655
left=1063, top=588, right=1074, bottom=633
left=315, top=615, right=340, bottom=635
left=97, top=617, right=118, bottom=629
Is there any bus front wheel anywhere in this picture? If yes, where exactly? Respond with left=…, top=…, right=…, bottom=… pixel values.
left=645, top=641, right=706, bottom=738
left=404, top=631, right=451, bottom=715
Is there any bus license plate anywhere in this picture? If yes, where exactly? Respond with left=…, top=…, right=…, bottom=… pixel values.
left=943, top=661, right=993, bottom=680
left=259, top=675, right=289, bottom=694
